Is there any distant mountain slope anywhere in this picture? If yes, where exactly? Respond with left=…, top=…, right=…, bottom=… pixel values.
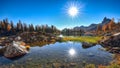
left=74, top=17, right=111, bottom=31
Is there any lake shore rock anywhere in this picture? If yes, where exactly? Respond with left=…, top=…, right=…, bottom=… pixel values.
left=3, top=41, right=29, bottom=58
left=100, top=32, right=120, bottom=47
left=100, top=32, right=120, bottom=53
left=0, top=32, right=60, bottom=46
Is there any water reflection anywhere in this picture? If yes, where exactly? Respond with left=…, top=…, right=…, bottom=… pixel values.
left=69, top=48, right=76, bottom=56
left=0, top=42, right=113, bottom=67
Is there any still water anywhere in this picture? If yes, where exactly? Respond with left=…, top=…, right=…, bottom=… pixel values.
left=0, top=41, right=113, bottom=67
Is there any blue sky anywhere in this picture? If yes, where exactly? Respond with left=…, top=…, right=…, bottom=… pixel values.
left=0, top=0, right=120, bottom=30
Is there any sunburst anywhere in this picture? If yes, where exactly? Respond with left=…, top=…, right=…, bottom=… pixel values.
left=64, top=1, right=83, bottom=18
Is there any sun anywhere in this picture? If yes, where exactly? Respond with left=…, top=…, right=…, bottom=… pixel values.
left=68, top=6, right=78, bottom=17
left=69, top=48, right=76, bottom=56
left=64, top=1, right=83, bottom=18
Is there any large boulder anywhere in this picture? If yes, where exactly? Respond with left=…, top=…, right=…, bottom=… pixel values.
left=100, top=33, right=120, bottom=53
left=4, top=41, right=28, bottom=58
left=100, top=33, right=120, bottom=47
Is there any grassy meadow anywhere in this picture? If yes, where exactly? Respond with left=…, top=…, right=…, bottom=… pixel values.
left=62, top=36, right=102, bottom=44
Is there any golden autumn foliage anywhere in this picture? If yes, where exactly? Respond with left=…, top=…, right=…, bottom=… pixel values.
left=102, top=18, right=116, bottom=32
left=26, top=45, right=30, bottom=50
left=102, top=24, right=109, bottom=32
left=7, top=24, right=11, bottom=31
left=108, top=18, right=116, bottom=30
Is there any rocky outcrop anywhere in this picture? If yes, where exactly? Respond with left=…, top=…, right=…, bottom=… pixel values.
left=4, top=41, right=28, bottom=58
left=100, top=33, right=120, bottom=53
left=17, top=32, right=57, bottom=43
left=0, top=32, right=59, bottom=46
left=101, top=33, right=120, bottom=47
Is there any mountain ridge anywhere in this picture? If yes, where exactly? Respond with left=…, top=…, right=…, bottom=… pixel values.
left=73, top=17, right=111, bottom=31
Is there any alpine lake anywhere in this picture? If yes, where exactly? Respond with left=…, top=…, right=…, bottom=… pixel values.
left=0, top=40, right=116, bottom=68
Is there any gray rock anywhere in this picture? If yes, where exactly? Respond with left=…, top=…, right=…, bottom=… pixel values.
left=101, top=33, right=120, bottom=47
left=100, top=33, right=120, bottom=53
left=4, top=41, right=28, bottom=58
left=82, top=42, right=95, bottom=48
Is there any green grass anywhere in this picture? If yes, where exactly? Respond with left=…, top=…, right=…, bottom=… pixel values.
left=62, top=36, right=102, bottom=44
left=85, top=64, right=96, bottom=68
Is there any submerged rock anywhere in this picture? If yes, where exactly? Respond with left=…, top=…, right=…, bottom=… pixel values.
left=88, top=52, right=94, bottom=57
left=4, top=41, right=29, bottom=58
left=82, top=42, right=95, bottom=48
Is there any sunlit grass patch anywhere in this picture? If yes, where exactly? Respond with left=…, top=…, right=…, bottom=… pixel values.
left=62, top=36, right=102, bottom=44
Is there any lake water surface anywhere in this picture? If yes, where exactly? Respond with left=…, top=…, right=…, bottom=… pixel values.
left=0, top=41, right=113, bottom=67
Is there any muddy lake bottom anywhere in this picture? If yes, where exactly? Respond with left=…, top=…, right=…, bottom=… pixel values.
left=0, top=41, right=113, bottom=68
